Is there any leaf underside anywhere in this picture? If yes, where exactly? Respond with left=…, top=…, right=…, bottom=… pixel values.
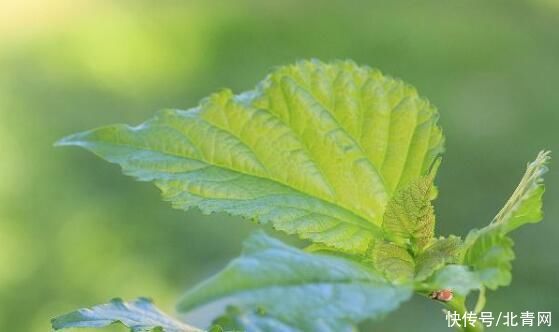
left=177, top=231, right=412, bottom=332
left=58, top=59, right=444, bottom=255
left=52, top=298, right=201, bottom=332
left=212, top=306, right=297, bottom=332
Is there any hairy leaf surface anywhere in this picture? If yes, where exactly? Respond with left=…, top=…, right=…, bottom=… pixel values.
left=373, top=236, right=462, bottom=283
left=382, top=175, right=437, bottom=253
left=414, top=236, right=462, bottom=281
left=371, top=241, right=415, bottom=282
left=373, top=168, right=460, bottom=282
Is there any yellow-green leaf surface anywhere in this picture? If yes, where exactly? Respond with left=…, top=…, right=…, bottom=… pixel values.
left=58, top=60, right=443, bottom=254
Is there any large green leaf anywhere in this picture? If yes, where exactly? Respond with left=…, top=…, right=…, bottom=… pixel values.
left=462, top=151, right=550, bottom=289
left=57, top=60, right=443, bottom=254
left=177, top=231, right=412, bottom=332
left=52, top=298, right=201, bottom=332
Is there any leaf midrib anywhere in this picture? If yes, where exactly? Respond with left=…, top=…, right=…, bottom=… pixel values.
left=179, top=277, right=396, bottom=312
left=74, top=135, right=380, bottom=233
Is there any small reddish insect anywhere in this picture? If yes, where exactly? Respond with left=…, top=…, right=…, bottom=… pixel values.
left=430, top=288, right=453, bottom=302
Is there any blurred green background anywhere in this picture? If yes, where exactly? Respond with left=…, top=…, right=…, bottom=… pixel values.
left=0, top=1, right=557, bottom=331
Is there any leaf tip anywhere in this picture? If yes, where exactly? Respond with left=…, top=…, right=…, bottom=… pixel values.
left=534, top=150, right=551, bottom=171
left=54, top=131, right=88, bottom=148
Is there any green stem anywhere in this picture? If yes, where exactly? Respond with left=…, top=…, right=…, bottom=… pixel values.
left=416, top=287, right=485, bottom=332
left=446, top=296, right=484, bottom=332
left=474, top=287, right=486, bottom=313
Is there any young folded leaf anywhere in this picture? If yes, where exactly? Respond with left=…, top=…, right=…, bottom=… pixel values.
left=57, top=60, right=443, bottom=255
left=492, top=150, right=550, bottom=233
left=462, top=151, right=550, bottom=290
left=414, top=235, right=462, bottom=281
left=382, top=176, right=436, bottom=253
left=372, top=168, right=461, bottom=283
left=372, top=236, right=462, bottom=283
left=371, top=240, right=415, bottom=282
left=177, top=231, right=412, bottom=332
left=52, top=298, right=202, bottom=332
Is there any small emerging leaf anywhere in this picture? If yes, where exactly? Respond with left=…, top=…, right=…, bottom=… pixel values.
left=414, top=236, right=462, bottom=281
left=492, top=150, right=550, bottom=233
left=177, top=231, right=412, bottom=332
left=373, top=236, right=462, bottom=283
left=463, top=229, right=515, bottom=290
left=462, top=151, right=550, bottom=289
left=372, top=241, right=415, bottom=282
left=373, top=168, right=459, bottom=283
left=52, top=298, right=201, bottom=332
left=382, top=175, right=436, bottom=254
left=427, top=265, right=481, bottom=296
